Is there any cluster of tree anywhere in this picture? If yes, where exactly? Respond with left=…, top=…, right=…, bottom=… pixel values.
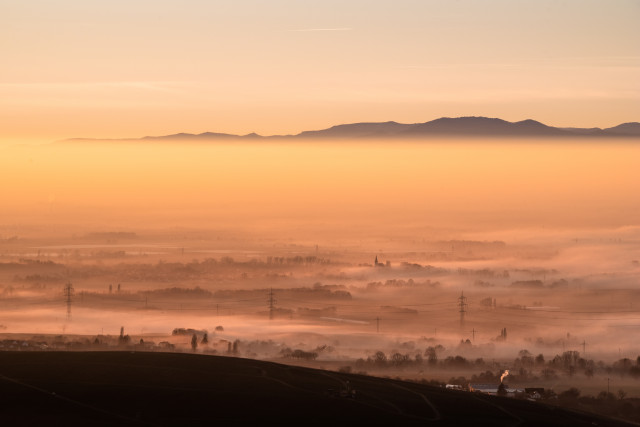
left=479, top=297, right=496, bottom=307
left=457, top=268, right=509, bottom=278
left=13, top=274, right=64, bottom=283
left=262, top=307, right=293, bottom=318
left=548, top=278, right=569, bottom=288
left=526, top=334, right=580, bottom=348
left=172, top=328, right=208, bottom=337
left=279, top=348, right=317, bottom=360
left=474, top=280, right=495, bottom=288
left=43, top=256, right=332, bottom=283
left=510, top=280, right=544, bottom=289
left=90, top=250, right=126, bottom=259
left=0, top=333, right=199, bottom=352
left=215, top=286, right=351, bottom=300
left=339, top=348, right=640, bottom=393
left=614, top=357, right=640, bottom=378
left=469, top=370, right=500, bottom=383
left=2, top=283, right=50, bottom=296
left=355, top=350, right=446, bottom=369
left=210, top=339, right=240, bottom=355
left=145, top=287, right=213, bottom=299
left=0, top=259, right=64, bottom=272
left=296, top=306, right=337, bottom=317
left=512, top=267, right=557, bottom=276
left=554, top=387, right=640, bottom=423
left=238, top=340, right=330, bottom=360
left=366, top=278, right=440, bottom=290
left=513, top=350, right=640, bottom=379
left=17, top=259, right=62, bottom=266
left=398, top=263, right=447, bottom=274
left=379, top=306, right=418, bottom=315
left=424, top=345, right=445, bottom=365
left=509, top=279, right=569, bottom=289
left=289, top=349, right=318, bottom=360
left=441, top=355, right=474, bottom=368
left=266, top=256, right=330, bottom=265
left=512, top=349, right=545, bottom=366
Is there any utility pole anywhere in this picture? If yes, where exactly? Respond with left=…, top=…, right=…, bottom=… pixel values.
left=267, top=288, right=276, bottom=320
left=582, top=340, right=586, bottom=357
left=471, top=328, right=477, bottom=342
left=458, top=291, right=467, bottom=328
left=376, top=317, right=380, bottom=333
left=63, top=282, right=74, bottom=320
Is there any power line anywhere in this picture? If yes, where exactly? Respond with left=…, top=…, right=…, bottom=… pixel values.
left=63, top=282, right=74, bottom=320
left=267, top=288, right=276, bottom=320
left=458, top=291, right=467, bottom=328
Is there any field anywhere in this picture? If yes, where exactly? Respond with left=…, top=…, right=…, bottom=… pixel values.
left=1, top=351, right=636, bottom=426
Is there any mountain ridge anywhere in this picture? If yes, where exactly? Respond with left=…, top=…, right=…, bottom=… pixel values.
left=59, top=116, right=640, bottom=143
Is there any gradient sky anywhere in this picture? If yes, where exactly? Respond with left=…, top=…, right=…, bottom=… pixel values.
left=1, top=0, right=639, bottom=144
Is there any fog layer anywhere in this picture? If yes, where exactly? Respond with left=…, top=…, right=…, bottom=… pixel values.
left=1, top=138, right=639, bottom=396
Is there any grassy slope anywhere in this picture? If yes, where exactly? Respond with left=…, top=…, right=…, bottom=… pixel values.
left=0, top=351, right=635, bottom=426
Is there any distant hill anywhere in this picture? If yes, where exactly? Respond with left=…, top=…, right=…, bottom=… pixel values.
left=57, top=117, right=640, bottom=143
left=399, top=117, right=570, bottom=137
left=142, top=131, right=242, bottom=140
left=296, top=121, right=412, bottom=138
left=295, top=117, right=639, bottom=139
left=604, top=122, right=640, bottom=136
left=0, top=351, right=635, bottom=426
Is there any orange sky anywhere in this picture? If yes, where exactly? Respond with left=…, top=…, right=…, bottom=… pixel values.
left=3, top=139, right=639, bottom=233
left=1, top=1, right=639, bottom=145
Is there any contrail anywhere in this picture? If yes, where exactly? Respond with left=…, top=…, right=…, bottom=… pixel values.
left=289, top=28, right=352, bottom=32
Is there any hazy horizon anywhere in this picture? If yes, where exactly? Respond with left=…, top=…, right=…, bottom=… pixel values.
left=2, top=138, right=639, bottom=231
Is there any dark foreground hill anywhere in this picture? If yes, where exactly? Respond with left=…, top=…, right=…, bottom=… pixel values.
left=0, top=351, right=634, bottom=426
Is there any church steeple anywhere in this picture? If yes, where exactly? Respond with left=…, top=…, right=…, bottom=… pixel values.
left=374, top=255, right=379, bottom=266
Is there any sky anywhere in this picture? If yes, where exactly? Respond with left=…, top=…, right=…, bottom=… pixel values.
left=1, top=0, right=639, bottom=144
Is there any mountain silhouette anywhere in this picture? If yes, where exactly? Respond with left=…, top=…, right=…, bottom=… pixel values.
left=296, top=121, right=412, bottom=138
left=58, top=117, right=640, bottom=143
left=399, top=117, right=570, bottom=137
left=603, top=122, right=640, bottom=136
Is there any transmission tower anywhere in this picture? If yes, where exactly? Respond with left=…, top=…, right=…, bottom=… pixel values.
left=458, top=291, right=467, bottom=328
left=63, top=282, right=74, bottom=320
left=267, top=288, right=276, bottom=320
